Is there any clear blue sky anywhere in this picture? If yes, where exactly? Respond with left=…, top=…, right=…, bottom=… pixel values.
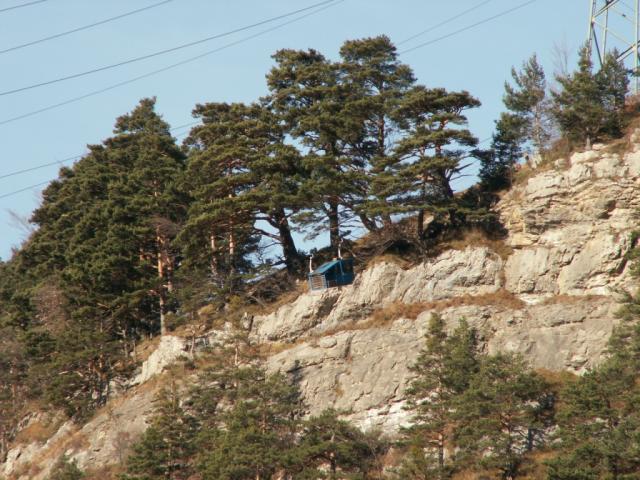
left=0, top=0, right=585, bottom=259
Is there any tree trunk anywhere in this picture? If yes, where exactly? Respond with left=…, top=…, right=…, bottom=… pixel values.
left=328, top=200, right=340, bottom=252
left=416, top=209, right=424, bottom=238
left=273, top=208, right=301, bottom=273
left=210, top=231, right=220, bottom=286
left=359, top=213, right=378, bottom=233
left=156, top=227, right=173, bottom=336
left=437, top=432, right=445, bottom=479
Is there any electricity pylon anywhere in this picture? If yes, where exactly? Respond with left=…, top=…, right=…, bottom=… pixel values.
left=588, top=0, right=640, bottom=92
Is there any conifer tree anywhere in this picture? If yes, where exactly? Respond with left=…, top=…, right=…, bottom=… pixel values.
left=547, top=317, right=640, bottom=479
left=389, top=87, right=480, bottom=237
left=292, top=409, right=383, bottom=479
left=266, top=48, right=363, bottom=250
left=597, top=49, right=630, bottom=138
left=122, top=384, right=198, bottom=480
left=552, top=45, right=629, bottom=147
left=479, top=113, right=527, bottom=192
left=455, top=353, right=551, bottom=480
left=401, top=315, right=479, bottom=479
left=193, top=366, right=302, bottom=480
left=107, top=98, right=188, bottom=335
left=9, top=99, right=187, bottom=418
left=338, top=35, right=415, bottom=230
left=180, top=102, right=304, bottom=277
left=503, top=54, right=550, bottom=152
left=47, top=455, right=85, bottom=480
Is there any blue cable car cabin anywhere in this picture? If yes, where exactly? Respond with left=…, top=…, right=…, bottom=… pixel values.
left=308, top=258, right=355, bottom=291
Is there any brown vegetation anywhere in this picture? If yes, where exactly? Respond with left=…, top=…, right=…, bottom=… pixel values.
left=444, top=228, right=513, bottom=260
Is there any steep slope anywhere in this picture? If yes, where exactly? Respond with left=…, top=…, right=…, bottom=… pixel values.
left=257, top=138, right=640, bottom=431
left=3, top=135, right=640, bottom=479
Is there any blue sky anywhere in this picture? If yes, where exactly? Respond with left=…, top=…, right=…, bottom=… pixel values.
left=0, top=0, right=585, bottom=259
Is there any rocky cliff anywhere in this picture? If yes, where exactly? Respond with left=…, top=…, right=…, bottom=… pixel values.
left=3, top=136, right=640, bottom=479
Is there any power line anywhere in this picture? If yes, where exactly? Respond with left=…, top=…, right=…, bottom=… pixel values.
left=400, top=0, right=538, bottom=55
left=397, top=0, right=496, bottom=46
left=0, top=0, right=49, bottom=14
left=0, top=0, right=336, bottom=97
left=0, top=121, right=201, bottom=180
left=0, top=0, right=176, bottom=55
left=0, top=0, right=342, bottom=200
left=0, top=129, right=485, bottom=200
left=0, top=180, right=51, bottom=200
left=0, top=155, right=81, bottom=181
left=0, top=0, right=343, bottom=126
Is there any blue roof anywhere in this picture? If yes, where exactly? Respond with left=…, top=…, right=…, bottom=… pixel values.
left=310, top=259, right=342, bottom=275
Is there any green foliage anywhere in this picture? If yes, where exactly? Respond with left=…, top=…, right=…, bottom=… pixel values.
left=0, top=98, right=186, bottom=420
left=481, top=54, right=549, bottom=192
left=552, top=45, right=629, bottom=146
left=401, top=317, right=551, bottom=480
left=479, top=113, right=527, bottom=192
left=192, top=365, right=301, bottom=479
left=122, top=385, right=197, bottom=480
left=179, top=101, right=303, bottom=284
left=503, top=54, right=550, bottom=152
left=547, top=324, right=640, bottom=479
left=120, top=360, right=384, bottom=480
left=292, top=409, right=385, bottom=479
left=456, top=353, right=551, bottom=479
left=383, top=87, right=481, bottom=237
left=400, top=316, right=479, bottom=479
left=47, top=455, right=85, bottom=480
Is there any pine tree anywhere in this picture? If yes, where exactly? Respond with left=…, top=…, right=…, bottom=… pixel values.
left=388, top=87, right=480, bottom=237
left=193, top=366, right=302, bottom=480
left=400, top=316, right=479, bottom=479
left=180, top=102, right=304, bottom=278
left=479, top=113, right=527, bottom=192
left=291, top=409, right=384, bottom=479
left=107, top=98, right=188, bottom=335
left=455, top=353, right=551, bottom=480
left=552, top=45, right=629, bottom=147
left=338, top=35, right=415, bottom=231
left=47, top=456, right=85, bottom=480
left=503, top=54, right=550, bottom=152
left=266, top=48, right=364, bottom=251
left=122, top=384, right=198, bottom=480
left=6, top=99, right=188, bottom=419
left=597, top=49, right=630, bottom=139
left=547, top=320, right=640, bottom=479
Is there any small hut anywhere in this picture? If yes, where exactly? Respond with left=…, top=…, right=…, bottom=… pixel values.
left=308, top=258, right=355, bottom=291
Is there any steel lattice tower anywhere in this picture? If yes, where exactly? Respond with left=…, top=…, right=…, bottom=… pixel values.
left=588, top=0, right=640, bottom=91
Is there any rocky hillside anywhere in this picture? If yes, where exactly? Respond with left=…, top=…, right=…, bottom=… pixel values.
left=3, top=136, right=640, bottom=479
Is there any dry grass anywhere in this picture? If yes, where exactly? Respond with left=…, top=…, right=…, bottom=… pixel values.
left=254, top=341, right=299, bottom=357
left=541, top=294, right=607, bottom=305
left=84, top=465, right=124, bottom=480
left=13, top=413, right=63, bottom=445
left=308, top=290, right=525, bottom=340
left=445, top=228, right=513, bottom=261
left=366, top=253, right=414, bottom=270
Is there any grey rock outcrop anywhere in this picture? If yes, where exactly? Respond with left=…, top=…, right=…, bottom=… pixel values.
left=251, top=246, right=504, bottom=342
left=4, top=134, right=640, bottom=477
left=258, top=138, right=640, bottom=433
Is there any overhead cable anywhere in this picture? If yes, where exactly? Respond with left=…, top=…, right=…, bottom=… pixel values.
left=400, top=0, right=538, bottom=55
left=397, top=0, right=496, bottom=46
left=0, top=0, right=336, bottom=97
left=0, top=0, right=343, bottom=126
left=0, top=0, right=49, bottom=14
left=0, top=121, right=201, bottom=179
left=0, top=0, right=176, bottom=55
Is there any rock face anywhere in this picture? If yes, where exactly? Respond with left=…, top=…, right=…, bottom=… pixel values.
left=3, top=136, right=640, bottom=478
left=257, top=140, right=640, bottom=433
left=251, top=247, right=504, bottom=342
